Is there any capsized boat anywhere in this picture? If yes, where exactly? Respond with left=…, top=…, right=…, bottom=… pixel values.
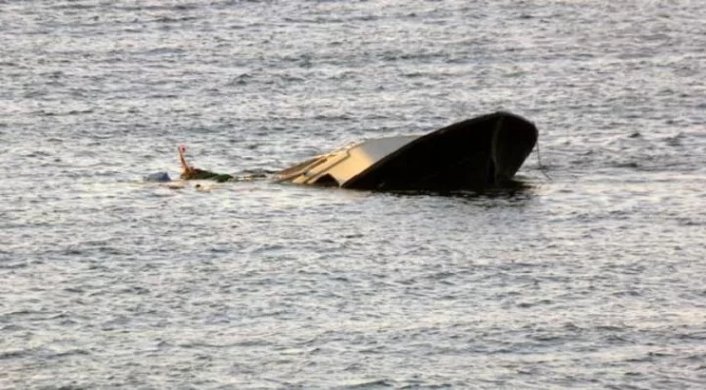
left=276, top=111, right=538, bottom=191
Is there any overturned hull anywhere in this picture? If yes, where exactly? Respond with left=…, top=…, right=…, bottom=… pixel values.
left=276, top=112, right=538, bottom=191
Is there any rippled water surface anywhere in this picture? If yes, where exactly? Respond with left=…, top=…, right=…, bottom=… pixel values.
left=2, top=1, right=705, bottom=388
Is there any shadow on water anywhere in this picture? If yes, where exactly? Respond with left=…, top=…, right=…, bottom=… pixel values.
left=381, top=179, right=536, bottom=201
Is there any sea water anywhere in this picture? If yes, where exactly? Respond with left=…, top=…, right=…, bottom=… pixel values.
left=1, top=1, right=704, bottom=388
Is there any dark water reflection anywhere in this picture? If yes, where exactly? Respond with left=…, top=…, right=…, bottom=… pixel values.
left=382, top=180, right=537, bottom=202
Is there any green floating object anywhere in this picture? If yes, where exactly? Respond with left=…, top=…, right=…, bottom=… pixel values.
left=187, top=169, right=233, bottom=183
